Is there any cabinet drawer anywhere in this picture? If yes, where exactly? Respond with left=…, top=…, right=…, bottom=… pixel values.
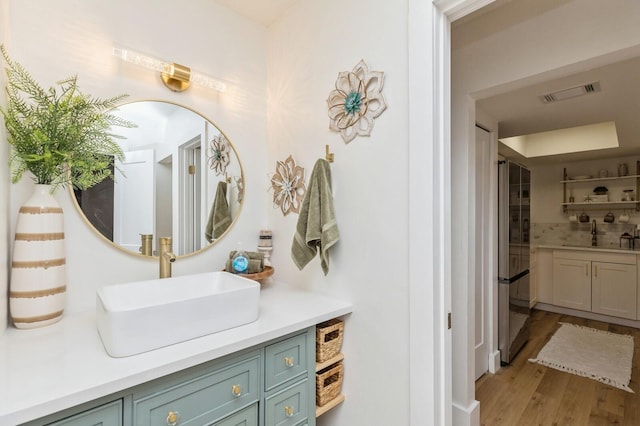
left=265, top=380, right=309, bottom=426
left=134, top=355, right=259, bottom=425
left=47, top=400, right=122, bottom=426
left=265, top=333, right=308, bottom=391
left=215, top=403, right=258, bottom=426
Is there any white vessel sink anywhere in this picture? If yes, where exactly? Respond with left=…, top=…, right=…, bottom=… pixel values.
left=96, top=271, right=260, bottom=357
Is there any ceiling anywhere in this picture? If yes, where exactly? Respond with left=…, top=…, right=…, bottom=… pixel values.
left=477, top=56, right=640, bottom=164
left=455, top=0, right=640, bottom=165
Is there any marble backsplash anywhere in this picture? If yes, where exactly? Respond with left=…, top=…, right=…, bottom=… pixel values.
left=532, top=222, right=639, bottom=249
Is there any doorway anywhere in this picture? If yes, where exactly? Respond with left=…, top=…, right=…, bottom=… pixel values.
left=177, top=136, right=203, bottom=255
left=113, top=149, right=155, bottom=252
left=449, top=1, right=640, bottom=425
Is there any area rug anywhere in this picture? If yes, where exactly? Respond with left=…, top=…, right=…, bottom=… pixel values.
left=529, top=322, right=634, bottom=393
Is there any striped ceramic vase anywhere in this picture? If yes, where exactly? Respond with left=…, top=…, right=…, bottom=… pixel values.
left=9, top=184, right=66, bottom=329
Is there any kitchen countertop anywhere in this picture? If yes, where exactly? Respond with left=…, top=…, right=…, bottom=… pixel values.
left=0, top=284, right=353, bottom=425
left=535, top=244, right=640, bottom=254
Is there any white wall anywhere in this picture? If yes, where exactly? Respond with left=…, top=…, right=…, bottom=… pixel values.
left=452, top=0, right=640, bottom=419
left=5, top=0, right=269, bottom=315
left=0, top=0, right=10, bottom=330
left=267, top=0, right=410, bottom=424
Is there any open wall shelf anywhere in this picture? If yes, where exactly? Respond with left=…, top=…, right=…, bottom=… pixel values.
left=562, top=161, right=640, bottom=213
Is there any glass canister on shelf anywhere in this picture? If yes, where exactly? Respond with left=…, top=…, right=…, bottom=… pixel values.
left=618, top=163, right=629, bottom=177
left=623, top=189, right=635, bottom=201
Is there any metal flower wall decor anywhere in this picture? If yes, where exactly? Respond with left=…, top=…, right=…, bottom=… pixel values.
left=270, top=155, right=306, bottom=216
left=208, top=134, right=231, bottom=176
left=235, top=175, right=244, bottom=204
left=327, top=59, right=388, bottom=143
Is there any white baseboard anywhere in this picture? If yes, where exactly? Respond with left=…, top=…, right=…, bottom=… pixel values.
left=488, top=350, right=501, bottom=374
left=535, top=303, right=640, bottom=328
left=453, top=399, right=480, bottom=426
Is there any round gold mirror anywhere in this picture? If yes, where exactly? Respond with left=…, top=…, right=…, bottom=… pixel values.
left=71, top=100, right=244, bottom=257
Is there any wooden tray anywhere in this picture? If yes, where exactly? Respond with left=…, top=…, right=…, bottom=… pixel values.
left=224, top=265, right=274, bottom=281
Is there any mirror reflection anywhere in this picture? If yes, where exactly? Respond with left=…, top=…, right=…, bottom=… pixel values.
left=73, top=100, right=243, bottom=257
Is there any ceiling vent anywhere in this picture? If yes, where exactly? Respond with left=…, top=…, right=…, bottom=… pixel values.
left=539, top=81, right=601, bottom=104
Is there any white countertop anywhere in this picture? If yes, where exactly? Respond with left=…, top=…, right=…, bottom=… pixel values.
left=535, top=244, right=640, bottom=255
left=0, top=285, right=353, bottom=425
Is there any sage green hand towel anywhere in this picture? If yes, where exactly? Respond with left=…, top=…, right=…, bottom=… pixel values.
left=291, top=158, right=339, bottom=275
left=205, top=181, right=231, bottom=243
left=228, top=251, right=265, bottom=270
left=225, top=259, right=264, bottom=274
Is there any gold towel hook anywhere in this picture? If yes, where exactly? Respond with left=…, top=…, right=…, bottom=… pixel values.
left=325, top=144, right=334, bottom=163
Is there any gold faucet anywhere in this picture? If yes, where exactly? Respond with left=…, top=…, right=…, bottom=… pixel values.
left=139, top=234, right=153, bottom=256
left=159, top=237, right=176, bottom=278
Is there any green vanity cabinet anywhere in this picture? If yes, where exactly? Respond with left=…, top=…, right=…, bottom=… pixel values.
left=46, top=400, right=123, bottom=426
left=264, top=380, right=309, bottom=426
left=214, top=404, right=258, bottom=426
left=263, top=331, right=315, bottom=426
left=132, top=351, right=261, bottom=425
left=25, top=327, right=316, bottom=426
left=264, top=333, right=308, bottom=391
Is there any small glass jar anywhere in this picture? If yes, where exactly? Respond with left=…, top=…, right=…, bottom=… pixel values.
left=618, top=163, right=629, bottom=177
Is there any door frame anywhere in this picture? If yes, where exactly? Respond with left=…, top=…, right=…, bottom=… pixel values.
left=474, top=125, right=492, bottom=380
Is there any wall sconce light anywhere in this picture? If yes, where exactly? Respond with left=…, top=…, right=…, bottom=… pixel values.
left=113, top=46, right=226, bottom=93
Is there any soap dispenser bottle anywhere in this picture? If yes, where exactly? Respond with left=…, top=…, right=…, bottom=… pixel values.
left=231, top=243, right=249, bottom=274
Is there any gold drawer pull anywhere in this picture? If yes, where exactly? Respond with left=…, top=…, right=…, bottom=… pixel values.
left=166, top=410, right=179, bottom=426
left=231, top=384, right=242, bottom=397
left=284, top=356, right=294, bottom=367
left=284, top=405, right=295, bottom=417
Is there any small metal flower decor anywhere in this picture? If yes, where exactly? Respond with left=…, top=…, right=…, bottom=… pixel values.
left=270, top=155, right=306, bottom=216
left=208, top=134, right=231, bottom=176
left=235, top=176, right=244, bottom=204
left=327, top=59, right=388, bottom=143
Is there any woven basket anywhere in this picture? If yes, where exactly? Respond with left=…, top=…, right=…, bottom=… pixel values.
left=316, top=319, right=344, bottom=362
left=316, top=361, right=344, bottom=406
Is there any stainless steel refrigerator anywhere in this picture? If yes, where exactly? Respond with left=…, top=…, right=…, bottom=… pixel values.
left=498, top=160, right=531, bottom=365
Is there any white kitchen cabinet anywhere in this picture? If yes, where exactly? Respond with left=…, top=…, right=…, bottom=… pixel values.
left=529, top=248, right=537, bottom=306
left=535, top=248, right=553, bottom=304
left=592, top=261, right=637, bottom=320
left=551, top=249, right=637, bottom=320
left=553, top=257, right=591, bottom=311
left=521, top=249, right=531, bottom=305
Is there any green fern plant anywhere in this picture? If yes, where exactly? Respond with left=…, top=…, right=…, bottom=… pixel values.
left=0, top=45, right=134, bottom=193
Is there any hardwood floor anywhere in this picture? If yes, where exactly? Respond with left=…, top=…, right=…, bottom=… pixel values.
left=475, top=309, right=640, bottom=425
